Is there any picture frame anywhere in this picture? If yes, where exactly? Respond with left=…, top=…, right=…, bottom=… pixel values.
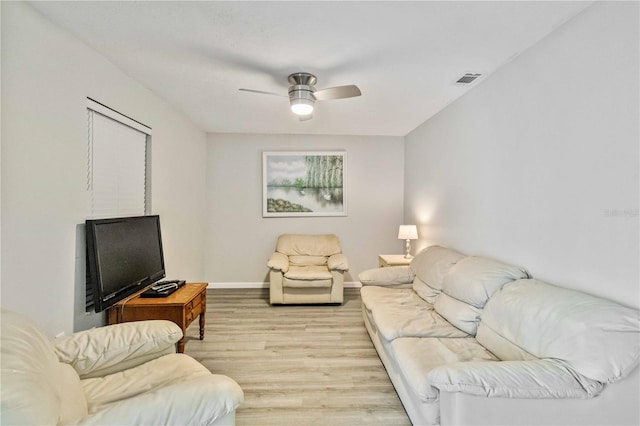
left=262, top=151, right=347, bottom=217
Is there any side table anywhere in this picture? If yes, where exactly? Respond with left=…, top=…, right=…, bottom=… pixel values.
left=107, top=282, right=207, bottom=353
left=378, top=254, right=412, bottom=267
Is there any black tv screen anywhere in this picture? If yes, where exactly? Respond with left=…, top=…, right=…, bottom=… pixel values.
left=86, top=215, right=166, bottom=312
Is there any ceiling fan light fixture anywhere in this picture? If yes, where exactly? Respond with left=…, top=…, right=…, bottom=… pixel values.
left=289, top=89, right=315, bottom=116
left=241, top=72, right=361, bottom=120
left=291, top=99, right=314, bottom=116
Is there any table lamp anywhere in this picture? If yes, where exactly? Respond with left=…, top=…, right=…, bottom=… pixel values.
left=398, top=225, right=418, bottom=259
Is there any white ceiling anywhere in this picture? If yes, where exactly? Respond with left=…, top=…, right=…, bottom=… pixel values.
left=29, top=1, right=592, bottom=136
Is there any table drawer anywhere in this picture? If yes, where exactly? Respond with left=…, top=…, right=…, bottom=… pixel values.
left=186, top=297, right=204, bottom=323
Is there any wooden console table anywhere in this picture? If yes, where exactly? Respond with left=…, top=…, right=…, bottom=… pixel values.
left=107, top=282, right=207, bottom=353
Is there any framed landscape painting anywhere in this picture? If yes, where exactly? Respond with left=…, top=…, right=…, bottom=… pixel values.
left=263, top=151, right=346, bottom=217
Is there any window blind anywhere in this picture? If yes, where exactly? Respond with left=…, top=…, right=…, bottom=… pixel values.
left=87, top=109, right=148, bottom=219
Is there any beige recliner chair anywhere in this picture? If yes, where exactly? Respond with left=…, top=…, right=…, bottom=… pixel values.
left=267, top=234, right=349, bottom=304
left=0, top=309, right=244, bottom=425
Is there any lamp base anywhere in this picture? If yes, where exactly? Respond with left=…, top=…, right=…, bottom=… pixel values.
left=404, top=239, right=413, bottom=259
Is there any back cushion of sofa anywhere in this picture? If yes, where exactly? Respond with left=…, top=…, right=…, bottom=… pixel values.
left=479, top=279, right=640, bottom=383
left=276, top=234, right=341, bottom=257
left=411, top=246, right=466, bottom=303
left=434, top=256, right=529, bottom=335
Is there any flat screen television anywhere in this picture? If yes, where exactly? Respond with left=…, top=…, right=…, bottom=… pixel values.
left=86, top=215, right=166, bottom=312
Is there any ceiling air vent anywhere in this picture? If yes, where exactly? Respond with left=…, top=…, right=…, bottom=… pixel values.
left=456, top=73, right=481, bottom=84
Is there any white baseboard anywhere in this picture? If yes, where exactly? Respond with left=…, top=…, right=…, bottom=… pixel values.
left=207, top=282, right=268, bottom=289
left=207, top=282, right=362, bottom=289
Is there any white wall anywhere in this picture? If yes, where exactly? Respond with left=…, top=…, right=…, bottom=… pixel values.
left=1, top=2, right=207, bottom=336
left=206, top=133, right=405, bottom=284
left=405, top=1, right=639, bottom=307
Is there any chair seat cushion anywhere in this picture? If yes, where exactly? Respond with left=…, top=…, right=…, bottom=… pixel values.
left=284, top=265, right=333, bottom=280
left=283, top=278, right=333, bottom=288
left=81, top=353, right=211, bottom=413
left=80, top=353, right=243, bottom=424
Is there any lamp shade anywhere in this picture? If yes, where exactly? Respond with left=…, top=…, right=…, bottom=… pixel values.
left=398, top=225, right=418, bottom=240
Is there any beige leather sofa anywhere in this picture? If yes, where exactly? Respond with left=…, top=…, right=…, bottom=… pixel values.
left=267, top=234, right=349, bottom=304
left=1, top=309, right=244, bottom=425
left=359, top=246, right=640, bottom=425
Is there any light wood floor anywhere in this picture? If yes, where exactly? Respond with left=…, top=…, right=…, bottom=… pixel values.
left=184, top=288, right=411, bottom=425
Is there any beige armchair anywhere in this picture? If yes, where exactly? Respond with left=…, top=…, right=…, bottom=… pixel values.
left=267, top=234, right=349, bottom=304
left=1, top=309, right=243, bottom=425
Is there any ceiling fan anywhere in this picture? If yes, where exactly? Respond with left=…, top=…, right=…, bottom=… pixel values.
left=239, top=72, right=361, bottom=121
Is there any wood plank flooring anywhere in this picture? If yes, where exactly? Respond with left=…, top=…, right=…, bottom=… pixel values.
left=184, top=288, right=410, bottom=425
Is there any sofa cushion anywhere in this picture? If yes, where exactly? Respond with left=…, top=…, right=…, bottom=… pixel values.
left=441, top=256, right=530, bottom=308
left=411, top=246, right=466, bottom=303
left=434, top=256, right=529, bottom=335
left=428, top=358, right=605, bottom=399
left=413, top=277, right=441, bottom=304
left=479, top=279, right=640, bottom=383
left=373, top=303, right=469, bottom=341
left=391, top=337, right=498, bottom=402
left=432, top=294, right=482, bottom=336
left=361, top=286, right=468, bottom=341
left=475, top=320, right=537, bottom=362
left=276, top=234, right=342, bottom=256
left=360, top=285, right=419, bottom=312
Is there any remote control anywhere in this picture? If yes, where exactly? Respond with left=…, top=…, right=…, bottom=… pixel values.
left=151, top=282, right=178, bottom=292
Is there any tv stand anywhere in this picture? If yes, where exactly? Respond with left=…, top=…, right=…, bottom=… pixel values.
left=107, top=282, right=207, bottom=353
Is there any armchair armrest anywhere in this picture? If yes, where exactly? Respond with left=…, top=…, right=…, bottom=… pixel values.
left=428, top=359, right=604, bottom=399
left=267, top=252, right=289, bottom=273
left=358, top=266, right=415, bottom=286
left=328, top=253, right=349, bottom=271
left=55, top=320, right=182, bottom=379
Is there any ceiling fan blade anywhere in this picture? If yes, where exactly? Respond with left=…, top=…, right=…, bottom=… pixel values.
left=239, top=88, right=287, bottom=97
left=298, top=114, right=313, bottom=122
left=313, top=85, right=361, bottom=101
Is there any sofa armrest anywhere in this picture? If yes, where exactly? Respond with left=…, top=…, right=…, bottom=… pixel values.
left=55, top=320, right=182, bottom=379
left=267, top=252, right=289, bottom=273
left=358, top=266, right=415, bottom=286
left=428, top=359, right=604, bottom=399
left=328, top=253, right=349, bottom=271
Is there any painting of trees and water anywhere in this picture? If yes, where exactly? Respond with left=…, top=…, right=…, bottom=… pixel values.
left=263, top=152, right=346, bottom=217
